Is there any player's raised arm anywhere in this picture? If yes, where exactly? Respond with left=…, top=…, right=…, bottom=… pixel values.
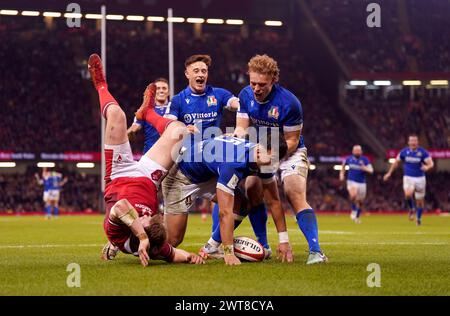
left=234, top=91, right=250, bottom=138
left=339, top=160, right=347, bottom=182
left=109, top=199, right=150, bottom=266
left=216, top=188, right=241, bottom=265
left=34, top=173, right=43, bottom=185
left=261, top=179, right=293, bottom=263
left=127, top=120, right=142, bottom=141
left=384, top=154, right=401, bottom=181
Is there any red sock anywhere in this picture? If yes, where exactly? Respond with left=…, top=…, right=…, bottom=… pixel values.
left=145, top=109, right=174, bottom=135
left=97, top=85, right=119, bottom=118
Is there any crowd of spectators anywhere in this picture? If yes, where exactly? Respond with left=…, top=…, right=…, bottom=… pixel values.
left=294, top=169, right=449, bottom=212
left=0, top=168, right=100, bottom=214
left=307, top=0, right=450, bottom=73
left=1, top=15, right=449, bottom=214
left=1, top=18, right=357, bottom=156
left=1, top=168, right=448, bottom=214
left=307, top=0, right=407, bottom=72
left=346, top=88, right=450, bottom=149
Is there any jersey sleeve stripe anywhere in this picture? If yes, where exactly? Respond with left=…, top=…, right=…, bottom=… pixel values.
left=216, top=183, right=235, bottom=196
left=236, top=112, right=249, bottom=119
left=224, top=96, right=239, bottom=111
left=283, top=124, right=302, bottom=132
left=164, top=114, right=178, bottom=120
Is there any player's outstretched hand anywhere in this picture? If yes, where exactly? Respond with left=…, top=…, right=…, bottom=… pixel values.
left=138, top=238, right=150, bottom=267
left=224, top=254, right=241, bottom=266
left=383, top=173, right=391, bottom=182
left=187, top=253, right=205, bottom=264
left=186, top=125, right=200, bottom=134
left=277, top=242, right=294, bottom=263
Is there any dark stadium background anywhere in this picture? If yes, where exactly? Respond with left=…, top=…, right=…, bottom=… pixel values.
left=0, top=0, right=449, bottom=214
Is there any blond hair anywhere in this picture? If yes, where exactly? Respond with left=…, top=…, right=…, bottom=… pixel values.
left=247, top=54, right=280, bottom=82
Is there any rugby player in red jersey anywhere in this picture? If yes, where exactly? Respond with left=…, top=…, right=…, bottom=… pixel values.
left=88, top=54, right=204, bottom=266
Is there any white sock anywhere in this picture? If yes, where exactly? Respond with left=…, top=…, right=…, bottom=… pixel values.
left=208, top=237, right=221, bottom=248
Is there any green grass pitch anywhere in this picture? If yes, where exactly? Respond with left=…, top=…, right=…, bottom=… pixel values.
left=1, top=213, right=449, bottom=296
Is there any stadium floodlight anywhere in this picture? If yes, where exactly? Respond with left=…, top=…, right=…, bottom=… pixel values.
left=187, top=18, right=205, bottom=24
left=76, top=162, right=95, bottom=169
left=226, top=19, right=244, bottom=25
left=43, top=12, right=61, bottom=17
left=147, top=16, right=165, bottom=22
left=264, top=20, right=283, bottom=26
left=126, top=15, right=145, bottom=21
left=21, top=11, right=40, bottom=16
left=106, top=14, right=124, bottom=20
left=0, top=162, right=16, bottom=168
left=309, top=164, right=317, bottom=170
left=373, top=80, right=391, bottom=86
left=0, top=10, right=19, bottom=15
left=167, top=17, right=185, bottom=23
left=206, top=18, right=224, bottom=24
left=430, top=80, right=448, bottom=86
left=349, top=80, right=368, bottom=86
left=85, top=14, right=102, bottom=20
left=388, top=158, right=396, bottom=164
left=64, top=13, right=82, bottom=19
left=37, top=162, right=56, bottom=168
left=402, top=80, right=421, bottom=86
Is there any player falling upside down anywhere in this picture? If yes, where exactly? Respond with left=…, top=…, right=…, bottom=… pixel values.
left=87, top=54, right=203, bottom=266
left=383, top=134, right=434, bottom=226
left=233, top=54, right=327, bottom=264
left=339, top=145, right=373, bottom=223
left=35, top=168, right=67, bottom=219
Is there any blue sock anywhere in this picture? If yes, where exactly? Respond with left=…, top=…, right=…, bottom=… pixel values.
left=248, top=203, right=269, bottom=249
left=53, top=206, right=59, bottom=216
left=356, top=208, right=362, bottom=218
left=45, top=205, right=52, bottom=216
left=211, top=214, right=244, bottom=243
left=416, top=208, right=423, bottom=221
left=296, top=209, right=321, bottom=253
left=406, top=198, right=415, bottom=211
left=211, top=204, right=220, bottom=233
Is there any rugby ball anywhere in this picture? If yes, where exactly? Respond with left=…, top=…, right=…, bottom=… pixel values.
left=233, top=236, right=265, bottom=262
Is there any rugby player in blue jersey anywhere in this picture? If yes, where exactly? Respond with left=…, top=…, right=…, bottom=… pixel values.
left=384, top=135, right=434, bottom=225
left=163, top=131, right=294, bottom=265
left=231, top=54, right=327, bottom=264
left=35, top=168, right=67, bottom=219
left=162, top=54, right=244, bottom=243
left=128, top=78, right=170, bottom=153
left=339, top=145, right=373, bottom=223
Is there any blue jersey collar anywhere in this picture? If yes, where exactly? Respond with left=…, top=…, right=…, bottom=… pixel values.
left=186, top=85, right=209, bottom=96
left=255, top=84, right=278, bottom=105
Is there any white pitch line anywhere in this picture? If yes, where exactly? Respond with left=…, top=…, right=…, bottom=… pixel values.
left=0, top=241, right=448, bottom=250
left=0, top=244, right=104, bottom=249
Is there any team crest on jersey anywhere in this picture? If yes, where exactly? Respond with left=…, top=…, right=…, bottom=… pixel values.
left=417, top=151, right=422, bottom=157
left=268, top=106, right=279, bottom=119
left=207, top=95, right=217, bottom=107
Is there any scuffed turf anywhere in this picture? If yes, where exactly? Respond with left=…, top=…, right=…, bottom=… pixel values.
left=0, top=213, right=449, bottom=295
